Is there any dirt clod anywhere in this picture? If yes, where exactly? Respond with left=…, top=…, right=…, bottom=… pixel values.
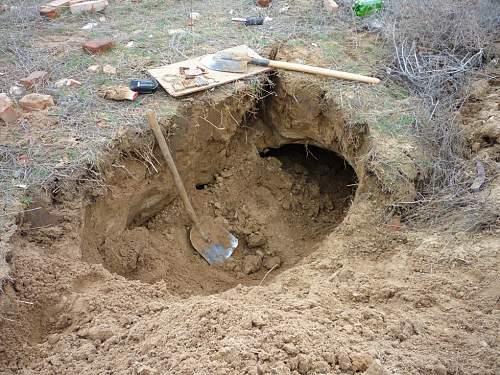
left=351, top=353, right=374, bottom=372
left=337, top=350, right=352, bottom=371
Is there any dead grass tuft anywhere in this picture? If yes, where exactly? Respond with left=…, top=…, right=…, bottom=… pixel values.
left=379, top=0, right=500, bottom=232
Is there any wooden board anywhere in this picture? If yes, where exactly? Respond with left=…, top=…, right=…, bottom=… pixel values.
left=148, top=45, right=271, bottom=97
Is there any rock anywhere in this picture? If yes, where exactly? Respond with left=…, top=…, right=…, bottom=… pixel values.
left=83, top=39, right=115, bottom=54
left=0, top=93, right=18, bottom=124
left=0, top=4, right=9, bottom=12
left=39, top=5, right=60, bottom=18
left=243, top=255, right=262, bottom=275
left=337, top=350, right=351, bottom=371
left=9, top=85, right=24, bottom=96
left=78, top=325, right=115, bottom=342
left=98, top=86, right=138, bottom=101
left=54, top=78, right=81, bottom=88
left=87, top=65, right=101, bottom=72
left=20, top=71, right=49, bottom=88
left=324, top=0, right=339, bottom=12
left=126, top=41, right=134, bottom=48
left=70, top=0, right=108, bottom=14
left=247, top=232, right=266, bottom=248
left=102, top=64, right=117, bottom=75
left=189, top=11, right=200, bottom=20
left=351, top=353, right=373, bottom=372
left=81, top=22, right=98, bottom=30
left=263, top=256, right=281, bottom=270
left=364, top=360, right=386, bottom=375
left=19, top=93, right=55, bottom=111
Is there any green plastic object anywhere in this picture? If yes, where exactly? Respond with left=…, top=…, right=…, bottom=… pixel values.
left=353, top=0, right=382, bottom=17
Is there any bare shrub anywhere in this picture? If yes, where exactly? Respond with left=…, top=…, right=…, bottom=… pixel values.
left=381, top=0, right=500, bottom=231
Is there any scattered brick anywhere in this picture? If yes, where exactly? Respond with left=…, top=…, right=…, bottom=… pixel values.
left=83, top=39, right=115, bottom=54
left=20, top=71, right=49, bottom=88
left=0, top=93, right=18, bottom=124
left=19, top=93, right=55, bottom=111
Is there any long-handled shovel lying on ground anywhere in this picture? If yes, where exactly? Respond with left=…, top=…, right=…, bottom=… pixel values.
left=146, top=111, right=238, bottom=265
left=200, top=46, right=380, bottom=84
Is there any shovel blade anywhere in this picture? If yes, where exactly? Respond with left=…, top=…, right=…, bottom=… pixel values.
left=190, top=219, right=238, bottom=265
left=200, top=54, right=248, bottom=73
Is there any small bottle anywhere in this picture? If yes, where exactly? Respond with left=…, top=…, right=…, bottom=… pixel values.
left=130, top=79, right=159, bottom=94
left=353, top=0, right=382, bottom=17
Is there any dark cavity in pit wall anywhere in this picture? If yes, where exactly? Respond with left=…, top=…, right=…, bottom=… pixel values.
left=259, top=143, right=358, bottom=203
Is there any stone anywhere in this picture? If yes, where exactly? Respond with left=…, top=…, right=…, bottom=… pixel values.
left=83, top=39, right=115, bottom=54
left=324, top=0, right=339, bottom=12
left=263, top=256, right=281, bottom=270
left=20, top=71, right=49, bottom=88
left=247, top=232, right=266, bottom=248
left=19, top=93, right=55, bottom=111
left=102, top=64, right=117, bottom=75
left=9, top=85, right=24, bottom=96
left=39, top=5, right=60, bottom=18
left=79, top=325, right=115, bottom=342
left=98, top=86, right=138, bottom=101
left=337, top=350, right=351, bottom=371
left=87, top=65, right=101, bottom=72
left=243, top=255, right=262, bottom=275
left=0, top=93, right=18, bottom=124
left=351, top=353, right=373, bottom=372
left=54, top=78, right=81, bottom=88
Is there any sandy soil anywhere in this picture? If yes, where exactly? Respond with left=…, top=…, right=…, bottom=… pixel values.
left=0, top=74, right=499, bottom=375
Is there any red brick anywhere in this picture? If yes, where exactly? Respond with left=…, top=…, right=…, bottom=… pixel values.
left=40, top=5, right=60, bottom=18
left=0, top=93, right=18, bottom=124
left=20, top=93, right=55, bottom=111
left=20, top=71, right=49, bottom=88
left=82, top=39, right=115, bottom=54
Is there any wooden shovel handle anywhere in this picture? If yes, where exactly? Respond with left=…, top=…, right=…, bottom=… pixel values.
left=249, top=58, right=380, bottom=84
left=146, top=111, right=202, bottom=229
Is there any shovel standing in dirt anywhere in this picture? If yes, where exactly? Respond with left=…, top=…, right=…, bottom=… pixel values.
left=146, top=111, right=238, bottom=265
left=200, top=46, right=380, bottom=84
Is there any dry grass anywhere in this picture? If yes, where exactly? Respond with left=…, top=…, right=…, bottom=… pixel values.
left=377, top=0, right=500, bottom=232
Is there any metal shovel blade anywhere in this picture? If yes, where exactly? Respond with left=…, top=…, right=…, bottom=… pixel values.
left=189, top=217, right=238, bottom=265
left=200, top=54, right=249, bottom=73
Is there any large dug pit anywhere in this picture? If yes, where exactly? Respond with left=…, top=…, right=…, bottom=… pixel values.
left=79, top=78, right=365, bottom=297
left=84, top=143, right=356, bottom=296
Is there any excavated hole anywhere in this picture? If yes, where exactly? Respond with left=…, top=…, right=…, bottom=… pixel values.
left=81, top=140, right=357, bottom=297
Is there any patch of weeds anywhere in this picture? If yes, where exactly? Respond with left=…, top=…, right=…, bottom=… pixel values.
left=20, top=195, right=33, bottom=205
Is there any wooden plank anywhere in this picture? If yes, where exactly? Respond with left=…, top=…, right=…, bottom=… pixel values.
left=148, top=45, right=271, bottom=97
left=45, top=0, right=70, bottom=7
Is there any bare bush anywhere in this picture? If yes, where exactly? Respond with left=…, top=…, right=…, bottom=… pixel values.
left=381, top=0, right=500, bottom=231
